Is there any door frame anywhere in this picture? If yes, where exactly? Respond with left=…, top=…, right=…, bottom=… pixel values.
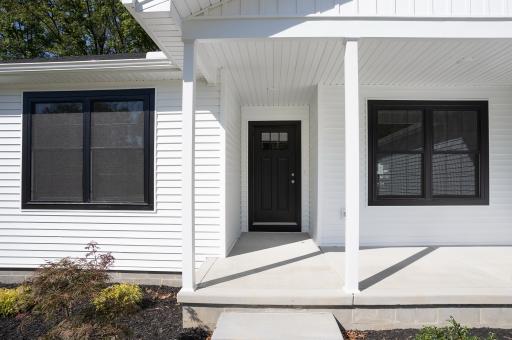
left=248, top=121, right=302, bottom=232
left=241, top=106, right=310, bottom=233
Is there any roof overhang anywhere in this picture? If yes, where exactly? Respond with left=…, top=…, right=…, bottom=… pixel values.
left=0, top=52, right=181, bottom=85
left=0, top=52, right=175, bottom=73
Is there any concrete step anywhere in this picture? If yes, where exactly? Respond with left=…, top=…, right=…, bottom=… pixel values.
left=211, top=311, right=344, bottom=340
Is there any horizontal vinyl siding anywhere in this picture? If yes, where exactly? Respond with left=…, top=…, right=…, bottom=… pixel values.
left=0, top=80, right=222, bottom=272
left=202, top=0, right=512, bottom=17
left=222, top=73, right=242, bottom=255
left=317, top=85, right=512, bottom=246
left=317, top=85, right=345, bottom=244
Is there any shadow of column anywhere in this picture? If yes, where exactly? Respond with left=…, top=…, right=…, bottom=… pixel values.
left=359, top=246, right=438, bottom=291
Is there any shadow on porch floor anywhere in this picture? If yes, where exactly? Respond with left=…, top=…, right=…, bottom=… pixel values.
left=178, top=232, right=512, bottom=306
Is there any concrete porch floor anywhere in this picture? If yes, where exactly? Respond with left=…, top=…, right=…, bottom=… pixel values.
left=179, top=233, right=350, bottom=305
left=178, top=232, right=512, bottom=306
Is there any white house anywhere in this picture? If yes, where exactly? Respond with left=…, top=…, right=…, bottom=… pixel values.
left=1, top=0, right=512, bottom=330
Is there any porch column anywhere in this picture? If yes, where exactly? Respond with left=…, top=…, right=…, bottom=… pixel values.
left=343, top=39, right=360, bottom=294
left=181, top=39, right=197, bottom=292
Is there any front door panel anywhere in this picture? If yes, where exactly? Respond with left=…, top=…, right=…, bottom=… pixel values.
left=249, top=121, right=301, bottom=232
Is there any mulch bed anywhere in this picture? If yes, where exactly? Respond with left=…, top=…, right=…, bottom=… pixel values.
left=0, top=284, right=210, bottom=340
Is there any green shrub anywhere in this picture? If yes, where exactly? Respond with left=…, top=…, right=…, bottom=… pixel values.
left=29, top=242, right=114, bottom=321
left=416, top=317, right=496, bottom=340
left=28, top=241, right=126, bottom=338
left=93, top=283, right=142, bottom=318
left=0, top=285, right=32, bottom=317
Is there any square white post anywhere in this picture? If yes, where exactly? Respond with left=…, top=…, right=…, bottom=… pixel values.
left=343, top=39, right=360, bottom=294
left=181, top=39, right=197, bottom=292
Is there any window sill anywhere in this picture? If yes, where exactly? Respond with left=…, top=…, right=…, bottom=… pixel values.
left=368, top=198, right=489, bottom=206
left=21, top=202, right=154, bottom=211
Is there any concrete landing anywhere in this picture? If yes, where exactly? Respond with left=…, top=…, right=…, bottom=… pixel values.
left=211, top=312, right=343, bottom=340
left=179, top=232, right=351, bottom=306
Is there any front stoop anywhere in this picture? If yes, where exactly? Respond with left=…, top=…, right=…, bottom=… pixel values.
left=211, top=312, right=343, bottom=340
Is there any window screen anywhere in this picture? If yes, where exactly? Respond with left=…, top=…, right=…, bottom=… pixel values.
left=91, top=101, right=145, bottom=203
left=376, top=110, right=424, bottom=197
left=31, top=103, right=83, bottom=202
left=432, top=110, right=479, bottom=197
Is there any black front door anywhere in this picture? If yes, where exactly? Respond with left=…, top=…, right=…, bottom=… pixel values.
left=249, top=121, right=301, bottom=232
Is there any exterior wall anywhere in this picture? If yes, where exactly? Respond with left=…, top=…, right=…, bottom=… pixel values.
left=0, top=80, right=223, bottom=272
left=221, top=73, right=242, bottom=256
left=316, top=85, right=345, bottom=244
left=317, top=84, right=512, bottom=246
left=202, top=0, right=512, bottom=17
left=240, top=106, right=310, bottom=232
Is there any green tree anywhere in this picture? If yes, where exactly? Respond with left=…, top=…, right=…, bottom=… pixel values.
left=0, top=0, right=158, bottom=61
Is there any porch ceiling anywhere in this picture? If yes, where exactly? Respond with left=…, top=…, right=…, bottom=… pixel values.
left=198, top=38, right=512, bottom=106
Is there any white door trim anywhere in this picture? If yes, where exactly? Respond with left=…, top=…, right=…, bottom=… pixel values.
left=241, top=106, right=310, bottom=233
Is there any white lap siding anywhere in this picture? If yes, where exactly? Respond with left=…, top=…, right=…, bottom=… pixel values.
left=0, top=80, right=222, bottom=272
left=221, top=73, right=242, bottom=256
left=316, top=85, right=512, bottom=246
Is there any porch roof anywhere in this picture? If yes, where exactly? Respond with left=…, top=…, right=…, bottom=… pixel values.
left=198, top=38, right=512, bottom=106
left=122, top=0, right=512, bottom=73
left=178, top=232, right=512, bottom=306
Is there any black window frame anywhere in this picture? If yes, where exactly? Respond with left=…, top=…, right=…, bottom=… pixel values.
left=368, top=100, right=489, bottom=206
left=22, top=89, right=155, bottom=210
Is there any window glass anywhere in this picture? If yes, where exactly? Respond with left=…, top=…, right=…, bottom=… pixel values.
left=31, top=103, right=83, bottom=201
left=433, top=110, right=478, bottom=151
left=433, top=153, right=477, bottom=196
left=91, top=101, right=145, bottom=203
left=376, top=154, right=422, bottom=196
left=377, top=110, right=423, bottom=151
left=261, top=131, right=288, bottom=150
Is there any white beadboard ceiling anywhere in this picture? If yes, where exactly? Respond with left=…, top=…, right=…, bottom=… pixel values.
left=198, top=38, right=512, bottom=106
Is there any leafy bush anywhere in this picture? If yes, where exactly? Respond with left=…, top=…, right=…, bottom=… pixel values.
left=93, top=283, right=142, bottom=318
left=28, top=241, right=124, bottom=339
left=416, top=317, right=496, bottom=340
left=0, top=285, right=32, bottom=317
left=29, top=242, right=114, bottom=321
